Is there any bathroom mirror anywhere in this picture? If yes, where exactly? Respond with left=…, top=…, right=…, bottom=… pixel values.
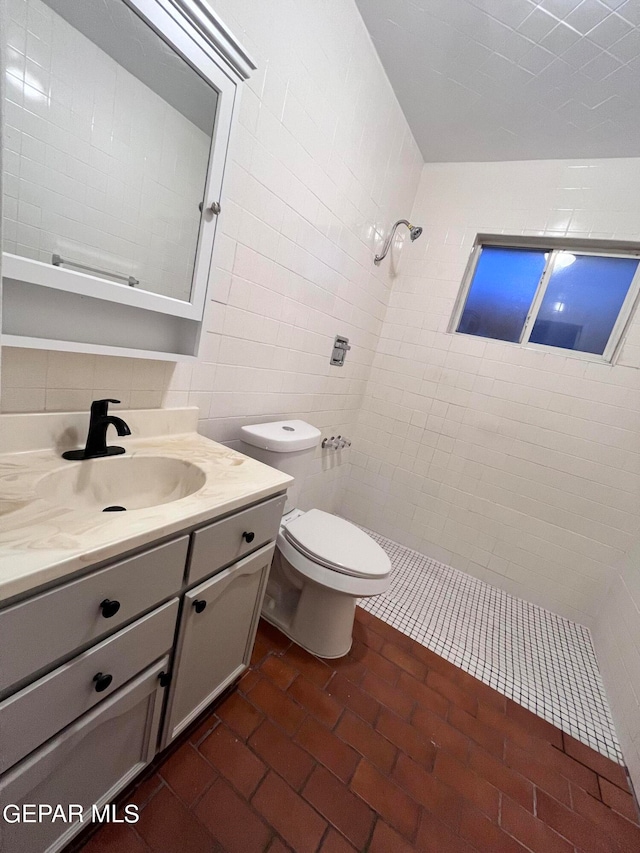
left=2, top=0, right=255, bottom=359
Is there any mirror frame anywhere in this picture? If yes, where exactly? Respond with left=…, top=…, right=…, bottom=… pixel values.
left=1, top=0, right=255, bottom=359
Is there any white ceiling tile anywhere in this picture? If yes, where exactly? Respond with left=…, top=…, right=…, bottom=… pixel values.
left=608, top=28, right=640, bottom=60
left=581, top=49, right=622, bottom=78
left=517, top=6, right=563, bottom=41
left=564, top=0, right=613, bottom=34
left=355, top=0, right=640, bottom=161
left=560, top=37, right=604, bottom=67
left=586, top=12, right=633, bottom=45
left=518, top=43, right=556, bottom=74
left=540, top=22, right=584, bottom=53
left=617, top=0, right=640, bottom=25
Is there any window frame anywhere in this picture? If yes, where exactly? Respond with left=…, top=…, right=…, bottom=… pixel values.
left=449, top=235, right=640, bottom=363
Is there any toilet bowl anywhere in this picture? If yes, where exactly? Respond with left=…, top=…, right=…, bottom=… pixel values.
left=239, top=421, right=391, bottom=658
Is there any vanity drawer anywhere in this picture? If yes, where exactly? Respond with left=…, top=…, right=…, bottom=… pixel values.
left=0, top=598, right=179, bottom=775
left=188, top=494, right=285, bottom=584
left=0, top=536, right=188, bottom=694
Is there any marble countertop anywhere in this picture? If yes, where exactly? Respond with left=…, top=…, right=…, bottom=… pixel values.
left=0, top=430, right=292, bottom=604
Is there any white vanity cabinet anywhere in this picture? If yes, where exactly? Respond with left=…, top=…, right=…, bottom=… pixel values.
left=163, top=542, right=276, bottom=744
left=0, top=490, right=284, bottom=853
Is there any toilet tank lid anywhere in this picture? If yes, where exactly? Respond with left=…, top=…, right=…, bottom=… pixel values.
left=240, top=420, right=321, bottom=452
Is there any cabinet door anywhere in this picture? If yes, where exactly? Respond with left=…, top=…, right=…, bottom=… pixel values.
left=163, top=542, right=275, bottom=745
left=0, top=657, right=168, bottom=853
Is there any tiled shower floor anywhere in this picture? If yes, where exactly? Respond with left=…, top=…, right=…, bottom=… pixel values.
left=358, top=527, right=623, bottom=765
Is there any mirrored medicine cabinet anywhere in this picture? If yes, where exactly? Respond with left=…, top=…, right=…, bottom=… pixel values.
left=1, top=0, right=255, bottom=360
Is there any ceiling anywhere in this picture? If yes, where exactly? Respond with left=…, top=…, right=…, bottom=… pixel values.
left=354, top=0, right=640, bottom=161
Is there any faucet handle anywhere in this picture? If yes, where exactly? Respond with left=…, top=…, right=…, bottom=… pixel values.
left=95, top=398, right=121, bottom=405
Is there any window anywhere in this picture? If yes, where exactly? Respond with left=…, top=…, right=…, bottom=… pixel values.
left=452, top=237, right=640, bottom=362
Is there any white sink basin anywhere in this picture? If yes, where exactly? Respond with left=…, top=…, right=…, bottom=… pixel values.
left=36, top=456, right=207, bottom=512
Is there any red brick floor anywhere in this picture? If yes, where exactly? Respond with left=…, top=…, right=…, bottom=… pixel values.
left=78, top=608, right=640, bottom=852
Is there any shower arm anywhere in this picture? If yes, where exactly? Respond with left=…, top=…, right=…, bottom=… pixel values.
left=374, top=219, right=412, bottom=266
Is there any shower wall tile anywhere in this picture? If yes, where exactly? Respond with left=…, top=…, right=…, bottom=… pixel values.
left=0, top=0, right=423, bottom=515
left=343, top=157, right=640, bottom=626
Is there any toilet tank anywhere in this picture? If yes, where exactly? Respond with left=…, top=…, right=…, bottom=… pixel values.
left=239, top=420, right=321, bottom=511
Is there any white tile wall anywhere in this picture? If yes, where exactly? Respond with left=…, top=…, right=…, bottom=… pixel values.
left=342, top=158, right=640, bottom=627
left=0, top=0, right=424, bottom=514
left=3, top=0, right=210, bottom=300
left=594, top=544, right=640, bottom=794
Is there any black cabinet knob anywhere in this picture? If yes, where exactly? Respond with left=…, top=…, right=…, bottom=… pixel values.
left=93, top=672, right=113, bottom=693
left=193, top=599, right=207, bottom=613
left=100, top=599, right=121, bottom=618
left=242, top=531, right=255, bottom=543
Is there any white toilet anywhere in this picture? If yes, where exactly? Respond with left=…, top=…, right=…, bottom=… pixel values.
left=239, top=420, right=391, bottom=658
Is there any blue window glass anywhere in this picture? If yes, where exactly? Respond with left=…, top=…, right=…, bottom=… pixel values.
left=457, top=247, right=547, bottom=343
left=529, top=254, right=639, bottom=355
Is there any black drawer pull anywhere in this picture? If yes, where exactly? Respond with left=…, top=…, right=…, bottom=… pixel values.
left=193, top=599, right=207, bottom=613
left=93, top=672, right=113, bottom=693
left=242, top=531, right=255, bottom=543
left=100, top=599, right=121, bottom=618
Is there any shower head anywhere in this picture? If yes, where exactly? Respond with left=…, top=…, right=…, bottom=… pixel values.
left=374, top=219, right=423, bottom=265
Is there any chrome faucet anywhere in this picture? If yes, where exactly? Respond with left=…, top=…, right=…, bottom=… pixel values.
left=62, top=399, right=131, bottom=460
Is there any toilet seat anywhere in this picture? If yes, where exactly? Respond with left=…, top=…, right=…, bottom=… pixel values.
left=282, top=509, right=390, bottom=579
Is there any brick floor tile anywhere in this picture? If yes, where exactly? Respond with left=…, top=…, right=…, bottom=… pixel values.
left=199, top=724, right=267, bottom=798
left=380, top=640, right=428, bottom=680
left=500, top=796, right=574, bottom=853
left=600, top=777, right=640, bottom=822
left=249, top=719, right=315, bottom=790
left=535, top=789, right=616, bottom=853
left=239, top=669, right=262, bottom=693
left=411, top=705, right=469, bottom=763
left=570, top=782, right=640, bottom=851
left=281, top=643, right=334, bottom=687
left=459, top=804, right=529, bottom=853
left=288, top=675, right=343, bottom=728
left=127, top=773, right=164, bottom=811
left=392, top=752, right=464, bottom=831
left=159, top=743, right=217, bottom=807
left=427, top=669, right=478, bottom=716
left=80, top=824, right=152, bottom=853
left=266, top=840, right=291, bottom=853
left=250, top=635, right=271, bottom=666
left=376, top=707, right=437, bottom=769
left=295, top=716, right=360, bottom=783
left=302, top=764, right=375, bottom=849
left=136, top=785, right=217, bottom=853
left=504, top=740, right=571, bottom=806
left=397, top=670, right=449, bottom=719
left=360, top=670, right=414, bottom=719
left=351, top=616, right=384, bottom=652
left=434, top=750, right=500, bottom=820
left=256, top=619, right=292, bottom=654
left=468, top=744, right=534, bottom=812
left=349, top=639, right=401, bottom=685
left=247, top=679, right=306, bottom=735
left=330, top=651, right=367, bottom=685
left=534, top=742, right=600, bottom=798
left=196, top=777, right=272, bottom=853
left=453, top=669, right=508, bottom=711
left=188, top=715, right=219, bottom=748
left=448, top=705, right=505, bottom=758
left=506, top=699, right=563, bottom=748
left=326, top=673, right=380, bottom=725
left=368, top=819, right=416, bottom=853
left=253, top=772, right=327, bottom=853
left=351, top=759, right=420, bottom=841
left=416, top=810, right=480, bottom=853
left=260, top=654, right=298, bottom=690
left=335, top=710, right=397, bottom=774
left=564, top=734, right=631, bottom=791
left=215, top=692, right=264, bottom=740
left=318, top=828, right=358, bottom=852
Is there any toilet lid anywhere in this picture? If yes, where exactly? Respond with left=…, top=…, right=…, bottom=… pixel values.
left=283, top=510, right=391, bottom=579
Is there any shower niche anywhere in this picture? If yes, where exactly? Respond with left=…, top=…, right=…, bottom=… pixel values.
left=1, top=0, right=255, bottom=360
